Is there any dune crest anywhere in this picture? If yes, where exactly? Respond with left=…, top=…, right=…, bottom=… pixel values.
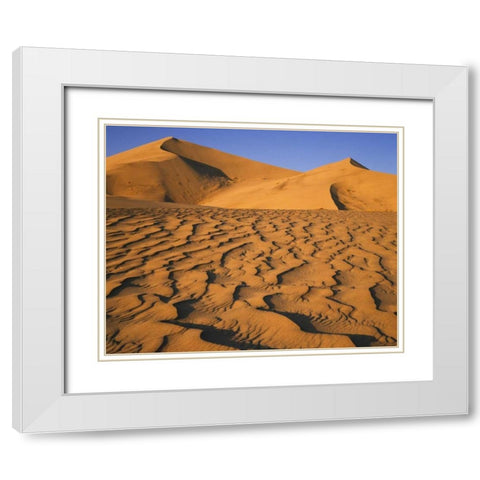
left=161, top=137, right=299, bottom=181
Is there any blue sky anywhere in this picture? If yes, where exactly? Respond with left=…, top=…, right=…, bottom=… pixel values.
left=106, top=126, right=397, bottom=174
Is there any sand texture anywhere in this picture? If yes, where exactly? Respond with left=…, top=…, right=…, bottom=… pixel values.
left=105, top=137, right=398, bottom=354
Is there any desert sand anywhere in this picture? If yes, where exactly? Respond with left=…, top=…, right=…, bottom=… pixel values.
left=105, top=137, right=397, bottom=354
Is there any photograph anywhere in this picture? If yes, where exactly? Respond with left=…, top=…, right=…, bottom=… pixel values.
left=104, top=125, right=399, bottom=355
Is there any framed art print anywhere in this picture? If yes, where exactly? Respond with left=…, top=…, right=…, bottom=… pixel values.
left=13, top=48, right=469, bottom=432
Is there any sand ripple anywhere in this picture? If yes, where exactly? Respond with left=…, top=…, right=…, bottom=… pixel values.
left=106, top=206, right=397, bottom=354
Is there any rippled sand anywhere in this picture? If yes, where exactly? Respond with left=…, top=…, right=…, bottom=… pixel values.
left=106, top=206, right=397, bottom=354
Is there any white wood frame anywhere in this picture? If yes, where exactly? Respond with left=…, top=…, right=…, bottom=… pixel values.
left=12, top=47, right=468, bottom=433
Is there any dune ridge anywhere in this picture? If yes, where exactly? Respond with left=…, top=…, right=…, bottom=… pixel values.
left=161, top=137, right=299, bottom=181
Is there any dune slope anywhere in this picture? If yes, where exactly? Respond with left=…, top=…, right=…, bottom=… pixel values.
left=161, top=137, right=299, bottom=181
left=106, top=137, right=299, bottom=207
left=203, top=158, right=397, bottom=211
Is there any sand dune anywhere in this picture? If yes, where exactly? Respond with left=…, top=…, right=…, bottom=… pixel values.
left=107, top=138, right=396, bottom=211
left=106, top=137, right=229, bottom=205
left=105, top=136, right=398, bottom=354
left=203, top=158, right=397, bottom=211
left=106, top=137, right=297, bottom=207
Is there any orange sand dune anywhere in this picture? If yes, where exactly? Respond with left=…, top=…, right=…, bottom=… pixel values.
left=106, top=137, right=229, bottom=205
left=106, top=137, right=298, bottom=206
left=107, top=138, right=396, bottom=211
left=203, top=158, right=397, bottom=211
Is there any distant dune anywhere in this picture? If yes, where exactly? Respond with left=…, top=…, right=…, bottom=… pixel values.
left=106, top=137, right=397, bottom=211
left=203, top=157, right=397, bottom=211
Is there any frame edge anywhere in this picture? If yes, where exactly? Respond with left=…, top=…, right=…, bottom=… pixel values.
left=434, top=65, right=469, bottom=415
left=12, top=47, right=23, bottom=432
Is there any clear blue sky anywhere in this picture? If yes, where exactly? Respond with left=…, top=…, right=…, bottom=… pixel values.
left=106, top=126, right=397, bottom=174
